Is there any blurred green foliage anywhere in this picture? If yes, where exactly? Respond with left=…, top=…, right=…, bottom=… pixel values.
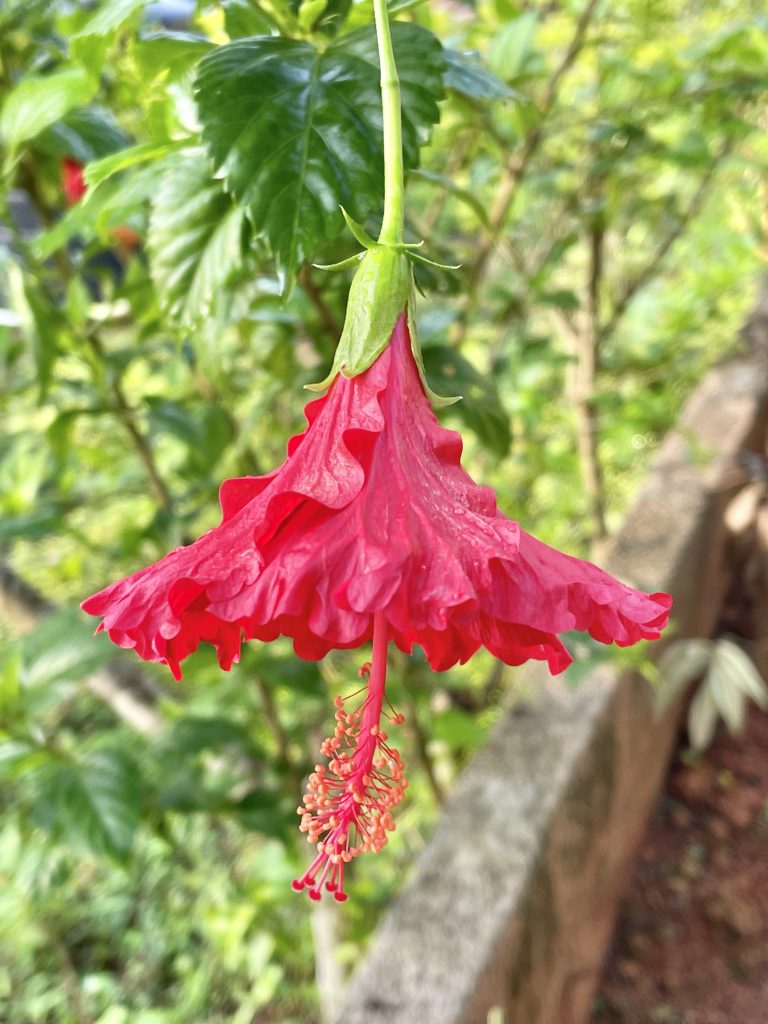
left=0, top=0, right=766, bottom=1020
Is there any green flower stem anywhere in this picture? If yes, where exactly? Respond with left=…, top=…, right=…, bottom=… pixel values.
left=372, top=0, right=405, bottom=246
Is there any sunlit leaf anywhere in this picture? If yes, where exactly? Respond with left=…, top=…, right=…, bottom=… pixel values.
left=0, top=68, right=97, bottom=152
left=132, top=31, right=214, bottom=82
left=714, top=638, right=768, bottom=708
left=655, top=638, right=712, bottom=713
left=84, top=139, right=183, bottom=192
left=74, top=0, right=151, bottom=37
left=688, top=682, right=719, bottom=751
left=487, top=11, right=538, bottom=81
left=149, top=151, right=246, bottom=326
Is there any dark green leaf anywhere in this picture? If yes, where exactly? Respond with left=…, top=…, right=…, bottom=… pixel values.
left=38, top=748, right=142, bottom=862
left=165, top=716, right=252, bottom=755
left=194, top=22, right=444, bottom=292
left=317, top=0, right=353, bottom=34
left=35, top=106, right=130, bottom=163
left=0, top=507, right=62, bottom=542
left=444, top=49, right=522, bottom=100
left=22, top=608, right=115, bottom=689
left=421, top=345, right=512, bottom=456
left=234, top=789, right=293, bottom=839
left=146, top=399, right=234, bottom=472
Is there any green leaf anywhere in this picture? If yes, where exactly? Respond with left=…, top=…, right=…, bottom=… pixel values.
left=32, top=182, right=116, bottom=258
left=655, top=639, right=712, bottom=714
left=132, top=31, right=214, bottom=82
left=149, top=152, right=246, bottom=327
left=222, top=0, right=279, bottom=37
left=0, top=68, right=97, bottom=153
left=164, top=716, right=252, bottom=756
left=712, top=639, right=768, bottom=709
left=488, top=11, right=538, bottom=81
left=35, top=105, right=130, bottom=163
left=194, top=22, right=444, bottom=292
left=688, top=683, right=719, bottom=752
left=22, top=608, right=115, bottom=689
left=420, top=345, right=512, bottom=456
left=74, top=0, right=151, bottom=37
left=70, top=31, right=109, bottom=78
left=0, top=651, right=21, bottom=718
left=432, top=708, right=487, bottom=749
left=318, top=0, right=353, bottom=34
left=0, top=507, right=62, bottom=543
left=706, top=654, right=746, bottom=735
left=84, top=139, right=182, bottom=192
left=0, top=739, right=51, bottom=779
left=146, top=399, right=234, bottom=472
left=5, top=260, right=61, bottom=394
left=411, top=168, right=490, bottom=226
left=39, top=748, right=142, bottom=862
left=443, top=49, right=522, bottom=100
left=298, top=0, right=328, bottom=32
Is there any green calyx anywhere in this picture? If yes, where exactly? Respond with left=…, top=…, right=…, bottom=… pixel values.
left=306, top=209, right=462, bottom=402
left=306, top=244, right=411, bottom=390
left=305, top=247, right=460, bottom=404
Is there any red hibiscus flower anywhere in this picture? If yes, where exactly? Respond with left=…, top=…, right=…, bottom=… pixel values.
left=61, top=157, right=87, bottom=205
left=82, top=312, right=671, bottom=900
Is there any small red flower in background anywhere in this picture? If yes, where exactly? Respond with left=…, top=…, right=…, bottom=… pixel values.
left=82, top=313, right=671, bottom=900
left=61, top=157, right=87, bottom=205
left=60, top=156, right=141, bottom=250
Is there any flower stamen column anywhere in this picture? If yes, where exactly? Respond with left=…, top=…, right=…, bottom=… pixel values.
left=293, top=612, right=407, bottom=902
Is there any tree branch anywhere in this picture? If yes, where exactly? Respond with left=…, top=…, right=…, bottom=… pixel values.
left=574, top=201, right=608, bottom=545
left=466, top=0, right=602, bottom=295
left=0, top=559, right=165, bottom=736
left=84, top=330, right=174, bottom=512
left=600, top=144, right=731, bottom=342
left=10, top=167, right=175, bottom=514
left=299, top=263, right=344, bottom=344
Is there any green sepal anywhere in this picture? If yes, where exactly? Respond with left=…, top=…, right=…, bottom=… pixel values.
left=406, top=296, right=461, bottom=407
left=408, top=251, right=462, bottom=271
left=340, top=207, right=378, bottom=250
left=313, top=252, right=364, bottom=271
left=306, top=246, right=411, bottom=390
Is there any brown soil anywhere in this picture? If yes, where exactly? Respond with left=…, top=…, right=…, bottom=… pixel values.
left=592, top=706, right=768, bottom=1024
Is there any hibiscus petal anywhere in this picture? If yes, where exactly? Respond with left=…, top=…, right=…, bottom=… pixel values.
left=82, top=312, right=671, bottom=678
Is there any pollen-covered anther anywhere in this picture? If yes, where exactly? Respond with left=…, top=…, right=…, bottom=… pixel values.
left=292, top=620, right=407, bottom=902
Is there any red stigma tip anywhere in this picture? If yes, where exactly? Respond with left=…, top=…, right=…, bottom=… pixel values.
left=292, top=879, right=305, bottom=892
left=334, top=891, right=348, bottom=903
left=309, top=889, right=321, bottom=901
